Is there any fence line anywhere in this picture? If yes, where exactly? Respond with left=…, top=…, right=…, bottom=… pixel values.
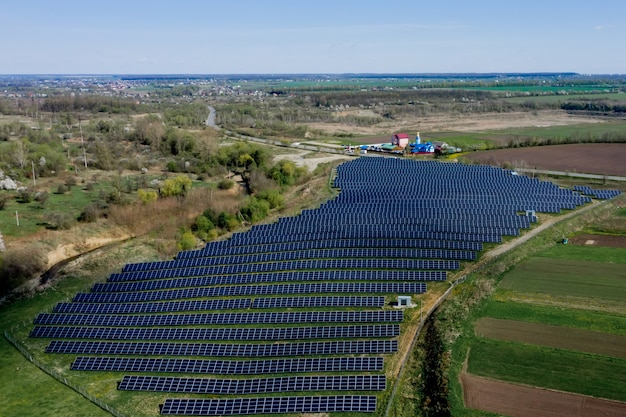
left=4, top=330, right=127, bottom=417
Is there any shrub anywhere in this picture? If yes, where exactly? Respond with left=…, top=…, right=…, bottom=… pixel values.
left=55, top=184, right=68, bottom=194
left=43, top=212, right=74, bottom=230
left=0, top=194, right=9, bottom=210
left=240, top=197, right=270, bottom=222
left=217, top=179, right=235, bottom=190
left=138, top=189, right=158, bottom=204
left=160, top=175, right=192, bottom=197
left=17, top=189, right=32, bottom=203
left=78, top=202, right=106, bottom=222
left=34, top=191, right=49, bottom=208
left=177, top=230, right=197, bottom=251
left=0, top=244, right=47, bottom=295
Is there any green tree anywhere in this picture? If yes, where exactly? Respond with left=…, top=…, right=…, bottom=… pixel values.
left=160, top=175, right=192, bottom=197
left=138, top=189, right=158, bottom=204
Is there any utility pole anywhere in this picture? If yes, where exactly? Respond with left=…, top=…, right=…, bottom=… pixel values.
left=32, top=161, right=36, bottom=189
left=79, top=117, right=87, bottom=169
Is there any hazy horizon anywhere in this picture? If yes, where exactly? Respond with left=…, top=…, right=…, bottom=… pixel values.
left=2, top=0, right=624, bottom=75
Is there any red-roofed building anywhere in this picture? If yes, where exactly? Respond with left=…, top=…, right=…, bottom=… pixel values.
left=391, top=133, right=410, bottom=148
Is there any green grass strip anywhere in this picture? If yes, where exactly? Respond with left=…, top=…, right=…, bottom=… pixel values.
left=482, top=300, right=626, bottom=336
left=468, top=338, right=626, bottom=403
left=537, top=245, right=626, bottom=264
left=499, top=257, right=626, bottom=301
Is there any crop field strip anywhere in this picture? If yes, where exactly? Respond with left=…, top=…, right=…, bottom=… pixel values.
left=30, top=157, right=610, bottom=416
left=160, top=396, right=377, bottom=415
left=118, top=374, right=387, bottom=394
left=71, top=356, right=384, bottom=374
left=46, top=340, right=398, bottom=356
left=34, top=310, right=404, bottom=327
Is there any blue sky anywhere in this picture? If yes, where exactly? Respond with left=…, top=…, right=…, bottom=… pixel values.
left=1, top=0, right=624, bottom=74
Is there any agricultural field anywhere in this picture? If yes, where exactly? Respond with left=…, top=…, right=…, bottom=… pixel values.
left=464, top=143, right=626, bottom=176
left=459, top=209, right=626, bottom=416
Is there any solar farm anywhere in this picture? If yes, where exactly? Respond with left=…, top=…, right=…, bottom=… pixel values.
left=27, top=157, right=621, bottom=416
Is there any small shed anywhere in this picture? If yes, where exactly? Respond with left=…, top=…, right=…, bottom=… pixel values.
left=398, top=295, right=412, bottom=308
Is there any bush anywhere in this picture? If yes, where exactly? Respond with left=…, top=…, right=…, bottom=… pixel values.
left=17, top=189, right=32, bottom=203
left=160, top=175, right=192, bottom=197
left=217, top=179, right=235, bottom=190
left=0, top=194, right=9, bottom=210
left=257, top=189, right=284, bottom=209
left=55, top=184, right=68, bottom=194
left=78, top=202, right=107, bottom=222
left=177, top=230, right=197, bottom=251
left=0, top=244, right=47, bottom=295
left=138, top=189, right=158, bottom=204
left=240, top=197, right=270, bottom=222
left=34, top=191, right=49, bottom=208
left=43, top=212, right=74, bottom=230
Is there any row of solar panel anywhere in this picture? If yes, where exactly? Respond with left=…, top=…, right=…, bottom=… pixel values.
left=46, top=340, right=398, bottom=357
left=241, top=225, right=522, bottom=238
left=35, top=310, right=404, bottom=327
left=119, top=374, right=386, bottom=394
left=180, top=238, right=484, bottom=259
left=31, top=324, right=401, bottom=341
left=160, top=396, right=376, bottom=415
left=123, top=248, right=476, bottom=272
left=226, top=230, right=502, bottom=244
left=105, top=269, right=444, bottom=286
left=75, top=283, right=427, bottom=303
left=53, top=296, right=386, bottom=314
left=325, top=201, right=577, bottom=213
left=71, top=356, right=384, bottom=374
left=270, top=213, right=530, bottom=226
left=112, top=258, right=460, bottom=279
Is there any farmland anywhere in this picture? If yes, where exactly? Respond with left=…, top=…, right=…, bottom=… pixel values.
left=454, top=203, right=626, bottom=416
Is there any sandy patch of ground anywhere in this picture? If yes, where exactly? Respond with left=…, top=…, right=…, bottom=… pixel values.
left=273, top=150, right=353, bottom=171
left=46, top=234, right=131, bottom=269
left=303, top=110, right=604, bottom=137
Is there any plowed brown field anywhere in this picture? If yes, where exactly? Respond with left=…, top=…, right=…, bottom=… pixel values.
left=569, top=234, right=626, bottom=248
left=462, top=374, right=626, bottom=417
left=475, top=318, right=626, bottom=359
left=463, top=143, right=626, bottom=176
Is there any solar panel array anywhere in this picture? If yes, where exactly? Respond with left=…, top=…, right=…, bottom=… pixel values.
left=47, top=340, right=398, bottom=357
left=161, top=396, right=377, bottom=415
left=71, top=356, right=383, bottom=374
left=119, top=375, right=386, bottom=394
left=31, top=157, right=596, bottom=415
left=573, top=185, right=621, bottom=200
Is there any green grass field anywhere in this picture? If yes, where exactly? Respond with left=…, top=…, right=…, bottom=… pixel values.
left=481, top=300, right=626, bottom=336
left=498, top=257, right=626, bottom=301
left=0, top=274, right=115, bottom=417
left=536, top=244, right=626, bottom=264
left=468, top=338, right=626, bottom=403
